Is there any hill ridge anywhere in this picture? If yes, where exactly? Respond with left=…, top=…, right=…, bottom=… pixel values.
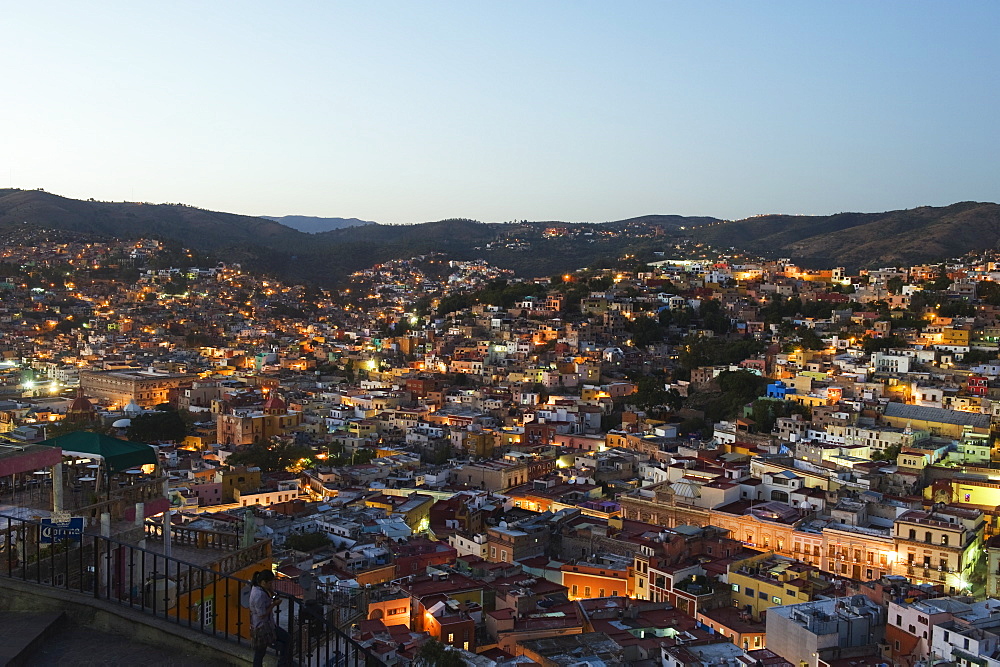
left=2, top=188, right=998, bottom=284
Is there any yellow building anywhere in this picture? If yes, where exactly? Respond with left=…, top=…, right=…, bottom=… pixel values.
left=216, top=394, right=302, bottom=446
left=365, top=492, right=435, bottom=531
left=941, top=328, right=971, bottom=346
left=727, top=552, right=831, bottom=621
left=881, top=402, right=990, bottom=438
left=348, top=419, right=378, bottom=438
left=892, top=506, right=984, bottom=594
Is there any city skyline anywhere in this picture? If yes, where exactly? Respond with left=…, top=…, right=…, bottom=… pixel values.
left=2, top=1, right=998, bottom=223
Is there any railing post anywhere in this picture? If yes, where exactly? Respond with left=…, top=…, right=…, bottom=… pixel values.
left=135, top=502, right=145, bottom=549
left=92, top=531, right=100, bottom=599
left=163, top=509, right=172, bottom=558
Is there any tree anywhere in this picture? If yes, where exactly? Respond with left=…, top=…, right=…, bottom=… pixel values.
left=627, top=315, right=663, bottom=347
left=284, top=531, right=331, bottom=552
left=416, top=639, right=465, bottom=667
left=631, top=376, right=668, bottom=412
left=872, top=443, right=902, bottom=461
left=978, top=281, right=1000, bottom=306
left=126, top=411, right=187, bottom=442
left=226, top=441, right=313, bottom=472
left=886, top=276, right=904, bottom=295
left=795, top=327, right=826, bottom=351
left=962, top=349, right=997, bottom=365
left=929, top=265, right=951, bottom=291
left=861, top=335, right=906, bottom=353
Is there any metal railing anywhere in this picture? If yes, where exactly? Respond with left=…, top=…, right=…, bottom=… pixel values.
left=0, top=513, right=383, bottom=666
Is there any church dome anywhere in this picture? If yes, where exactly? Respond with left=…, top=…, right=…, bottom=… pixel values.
left=69, top=388, right=94, bottom=413
left=262, top=393, right=286, bottom=413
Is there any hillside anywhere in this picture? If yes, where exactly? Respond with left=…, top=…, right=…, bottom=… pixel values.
left=0, top=189, right=307, bottom=250
left=261, top=215, right=373, bottom=233
left=688, top=202, right=1000, bottom=268
left=3, top=188, right=999, bottom=284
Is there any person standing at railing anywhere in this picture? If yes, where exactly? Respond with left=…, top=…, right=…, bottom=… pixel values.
left=249, top=569, right=290, bottom=667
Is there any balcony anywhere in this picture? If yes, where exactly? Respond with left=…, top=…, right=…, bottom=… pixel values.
left=0, top=513, right=384, bottom=666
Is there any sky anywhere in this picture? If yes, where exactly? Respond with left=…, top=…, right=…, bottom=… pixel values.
left=2, top=2, right=998, bottom=224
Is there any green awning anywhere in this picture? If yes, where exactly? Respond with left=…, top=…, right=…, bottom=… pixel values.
left=36, top=431, right=158, bottom=474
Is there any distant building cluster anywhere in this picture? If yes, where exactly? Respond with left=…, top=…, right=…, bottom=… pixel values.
left=9, top=234, right=1000, bottom=665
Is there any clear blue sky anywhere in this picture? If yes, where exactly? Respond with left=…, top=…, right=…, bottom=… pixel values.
left=2, top=1, right=998, bottom=223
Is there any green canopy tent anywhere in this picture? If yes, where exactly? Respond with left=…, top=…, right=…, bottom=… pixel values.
left=36, top=431, right=158, bottom=474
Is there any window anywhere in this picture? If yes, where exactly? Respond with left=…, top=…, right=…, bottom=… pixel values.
left=942, top=535, right=949, bottom=546
left=599, top=589, right=605, bottom=598
left=732, top=584, right=740, bottom=592
left=447, top=633, right=454, bottom=643
left=584, top=587, right=591, bottom=597
left=745, top=587, right=754, bottom=596
left=925, top=531, right=932, bottom=543
left=759, top=591, right=767, bottom=600
left=612, top=590, right=619, bottom=596
left=772, top=596, right=781, bottom=604
left=572, top=585, right=578, bottom=596
left=909, top=529, right=916, bottom=540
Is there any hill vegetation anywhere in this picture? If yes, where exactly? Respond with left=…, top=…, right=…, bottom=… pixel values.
left=690, top=201, right=1000, bottom=268
left=261, top=215, right=373, bottom=233
left=2, top=189, right=998, bottom=286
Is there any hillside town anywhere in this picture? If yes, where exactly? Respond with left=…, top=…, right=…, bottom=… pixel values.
left=7, top=237, right=1000, bottom=666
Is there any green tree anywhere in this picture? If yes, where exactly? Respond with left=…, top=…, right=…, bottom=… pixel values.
left=929, top=264, right=952, bottom=291
left=962, top=349, right=997, bottom=365
left=126, top=411, right=187, bottom=442
left=872, top=443, right=902, bottom=461
left=977, top=281, right=1000, bottom=306
left=699, top=299, right=732, bottom=335
left=627, top=315, right=663, bottom=347
left=227, top=441, right=313, bottom=472
left=886, top=276, right=904, bottom=294
left=284, top=531, right=332, bottom=551
left=861, top=335, right=906, bottom=353
left=796, top=327, right=826, bottom=351
left=631, top=376, right=668, bottom=412
left=416, top=639, right=465, bottom=667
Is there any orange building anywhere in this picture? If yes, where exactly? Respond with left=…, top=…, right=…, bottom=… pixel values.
left=561, top=562, right=633, bottom=600
left=422, top=604, right=477, bottom=652
left=366, top=590, right=412, bottom=629
left=169, top=540, right=273, bottom=639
